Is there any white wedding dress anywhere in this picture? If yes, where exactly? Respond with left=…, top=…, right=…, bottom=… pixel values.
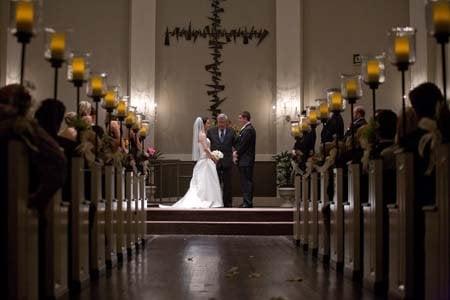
left=160, top=119, right=223, bottom=209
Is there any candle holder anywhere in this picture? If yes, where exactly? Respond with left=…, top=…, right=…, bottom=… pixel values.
left=139, top=120, right=150, bottom=153
left=316, top=98, right=329, bottom=163
left=10, top=0, right=41, bottom=85
left=87, top=73, right=107, bottom=158
left=67, top=52, right=90, bottom=117
left=308, top=106, right=318, bottom=154
left=290, top=120, right=301, bottom=138
left=427, top=0, right=450, bottom=101
left=45, top=28, right=70, bottom=100
left=388, top=27, right=416, bottom=139
left=362, top=54, right=386, bottom=118
left=341, top=74, right=363, bottom=162
left=102, top=86, right=119, bottom=136
left=125, top=109, right=137, bottom=154
left=116, top=97, right=128, bottom=149
left=327, top=88, right=345, bottom=162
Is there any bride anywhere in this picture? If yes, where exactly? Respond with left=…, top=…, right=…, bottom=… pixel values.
left=160, top=117, right=223, bottom=208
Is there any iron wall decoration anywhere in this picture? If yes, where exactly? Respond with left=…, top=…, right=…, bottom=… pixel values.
left=164, top=0, right=269, bottom=118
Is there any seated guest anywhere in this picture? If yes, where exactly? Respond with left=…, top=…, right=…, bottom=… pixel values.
left=0, top=84, right=66, bottom=213
left=344, top=105, right=367, bottom=139
left=35, top=98, right=66, bottom=140
left=405, top=82, right=442, bottom=299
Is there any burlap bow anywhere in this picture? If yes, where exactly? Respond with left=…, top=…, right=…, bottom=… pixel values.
left=417, top=117, right=442, bottom=175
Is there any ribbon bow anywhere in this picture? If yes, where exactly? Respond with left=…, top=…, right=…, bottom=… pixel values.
left=417, top=117, right=442, bottom=175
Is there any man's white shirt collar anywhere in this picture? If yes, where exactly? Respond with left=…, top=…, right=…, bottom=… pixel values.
left=240, top=122, right=251, bottom=132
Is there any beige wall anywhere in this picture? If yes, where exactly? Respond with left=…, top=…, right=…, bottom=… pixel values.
left=155, top=0, right=276, bottom=155
left=303, top=0, right=410, bottom=125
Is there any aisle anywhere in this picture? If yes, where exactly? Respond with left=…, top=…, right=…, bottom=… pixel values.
left=74, top=236, right=379, bottom=300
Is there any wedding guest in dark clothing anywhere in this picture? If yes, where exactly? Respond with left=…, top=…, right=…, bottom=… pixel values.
left=321, top=112, right=344, bottom=143
left=405, top=82, right=442, bottom=300
left=344, top=106, right=367, bottom=139
left=35, top=99, right=66, bottom=140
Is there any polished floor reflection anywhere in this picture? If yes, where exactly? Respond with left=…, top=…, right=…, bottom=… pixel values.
left=73, top=235, right=379, bottom=300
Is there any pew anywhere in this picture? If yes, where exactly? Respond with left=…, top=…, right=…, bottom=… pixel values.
left=43, top=190, right=69, bottom=299
left=115, top=167, right=127, bottom=262
left=125, top=171, right=136, bottom=256
left=7, top=141, right=39, bottom=300
left=344, top=163, right=362, bottom=280
left=387, top=152, right=415, bottom=299
left=318, top=170, right=330, bottom=262
left=139, top=175, right=148, bottom=246
left=104, top=165, right=117, bottom=268
left=363, top=159, right=387, bottom=293
left=309, top=172, right=319, bottom=256
left=133, top=173, right=141, bottom=249
left=293, top=175, right=301, bottom=246
left=301, top=175, right=310, bottom=251
left=70, top=157, right=90, bottom=291
left=89, top=163, right=106, bottom=277
left=330, top=167, right=344, bottom=271
left=423, top=144, right=450, bottom=300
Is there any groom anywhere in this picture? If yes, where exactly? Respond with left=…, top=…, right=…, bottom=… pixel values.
left=234, top=111, right=256, bottom=208
left=207, top=113, right=236, bottom=207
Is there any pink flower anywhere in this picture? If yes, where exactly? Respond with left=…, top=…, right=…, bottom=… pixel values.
left=147, top=147, right=157, bottom=156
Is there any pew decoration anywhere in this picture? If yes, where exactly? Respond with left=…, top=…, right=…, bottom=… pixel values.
left=417, top=117, right=442, bottom=174
left=426, top=0, right=450, bottom=100
left=361, top=54, right=386, bottom=117
left=359, top=119, right=379, bottom=170
left=9, top=0, right=41, bottom=85
left=388, top=27, right=416, bottom=137
left=44, top=28, right=70, bottom=100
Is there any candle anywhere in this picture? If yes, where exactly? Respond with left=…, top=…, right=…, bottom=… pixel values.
left=50, top=33, right=65, bottom=61
left=309, top=109, right=318, bottom=125
left=139, top=127, right=148, bottom=138
left=15, top=1, right=34, bottom=33
left=71, top=57, right=85, bottom=81
left=125, top=111, right=136, bottom=127
left=367, top=60, right=380, bottom=83
left=432, top=1, right=450, bottom=34
left=345, top=79, right=358, bottom=99
left=90, top=76, right=104, bottom=97
left=319, top=102, right=329, bottom=119
left=394, top=36, right=410, bottom=64
left=291, top=123, right=300, bottom=137
left=300, top=118, right=310, bottom=132
left=330, top=92, right=343, bottom=111
left=117, top=100, right=127, bottom=118
left=104, top=90, right=117, bottom=108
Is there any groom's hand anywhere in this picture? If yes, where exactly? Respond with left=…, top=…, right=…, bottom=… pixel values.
left=233, top=151, right=238, bottom=164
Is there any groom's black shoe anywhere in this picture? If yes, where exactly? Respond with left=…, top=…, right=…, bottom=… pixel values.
left=239, top=204, right=253, bottom=208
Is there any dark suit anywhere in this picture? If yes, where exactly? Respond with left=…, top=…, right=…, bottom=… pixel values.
left=236, top=123, right=256, bottom=208
left=207, top=127, right=236, bottom=207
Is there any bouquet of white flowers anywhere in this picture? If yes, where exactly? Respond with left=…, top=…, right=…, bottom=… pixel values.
left=211, top=150, right=224, bottom=160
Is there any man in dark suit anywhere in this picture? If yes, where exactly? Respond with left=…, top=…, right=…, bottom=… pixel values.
left=207, top=113, right=236, bottom=207
left=234, top=111, right=256, bottom=208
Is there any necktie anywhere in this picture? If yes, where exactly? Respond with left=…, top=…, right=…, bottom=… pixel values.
left=220, top=129, right=224, bottom=142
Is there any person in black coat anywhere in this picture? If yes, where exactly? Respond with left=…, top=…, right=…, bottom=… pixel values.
left=207, top=113, right=236, bottom=207
left=234, top=111, right=256, bottom=208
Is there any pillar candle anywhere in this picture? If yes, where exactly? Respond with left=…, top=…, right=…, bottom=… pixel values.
left=15, top=1, right=34, bottom=33
left=433, top=1, right=450, bottom=34
left=71, top=57, right=85, bottom=81
left=367, top=60, right=380, bottom=83
left=90, top=76, right=104, bottom=97
left=117, top=100, right=127, bottom=118
left=319, top=102, right=329, bottom=119
left=394, top=36, right=410, bottom=64
left=125, top=112, right=136, bottom=127
left=345, top=79, right=358, bottom=99
left=309, top=109, right=318, bottom=125
left=104, top=91, right=116, bottom=109
left=330, top=92, right=343, bottom=111
left=50, top=33, right=65, bottom=61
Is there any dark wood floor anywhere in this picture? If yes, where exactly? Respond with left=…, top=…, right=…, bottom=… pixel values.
left=73, top=236, right=380, bottom=300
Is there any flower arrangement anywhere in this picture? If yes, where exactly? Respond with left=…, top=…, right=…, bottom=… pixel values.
left=147, top=147, right=163, bottom=161
left=273, top=151, right=295, bottom=188
left=211, top=150, right=224, bottom=160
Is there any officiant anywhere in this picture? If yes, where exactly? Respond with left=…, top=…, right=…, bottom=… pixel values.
left=207, top=113, right=236, bottom=207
